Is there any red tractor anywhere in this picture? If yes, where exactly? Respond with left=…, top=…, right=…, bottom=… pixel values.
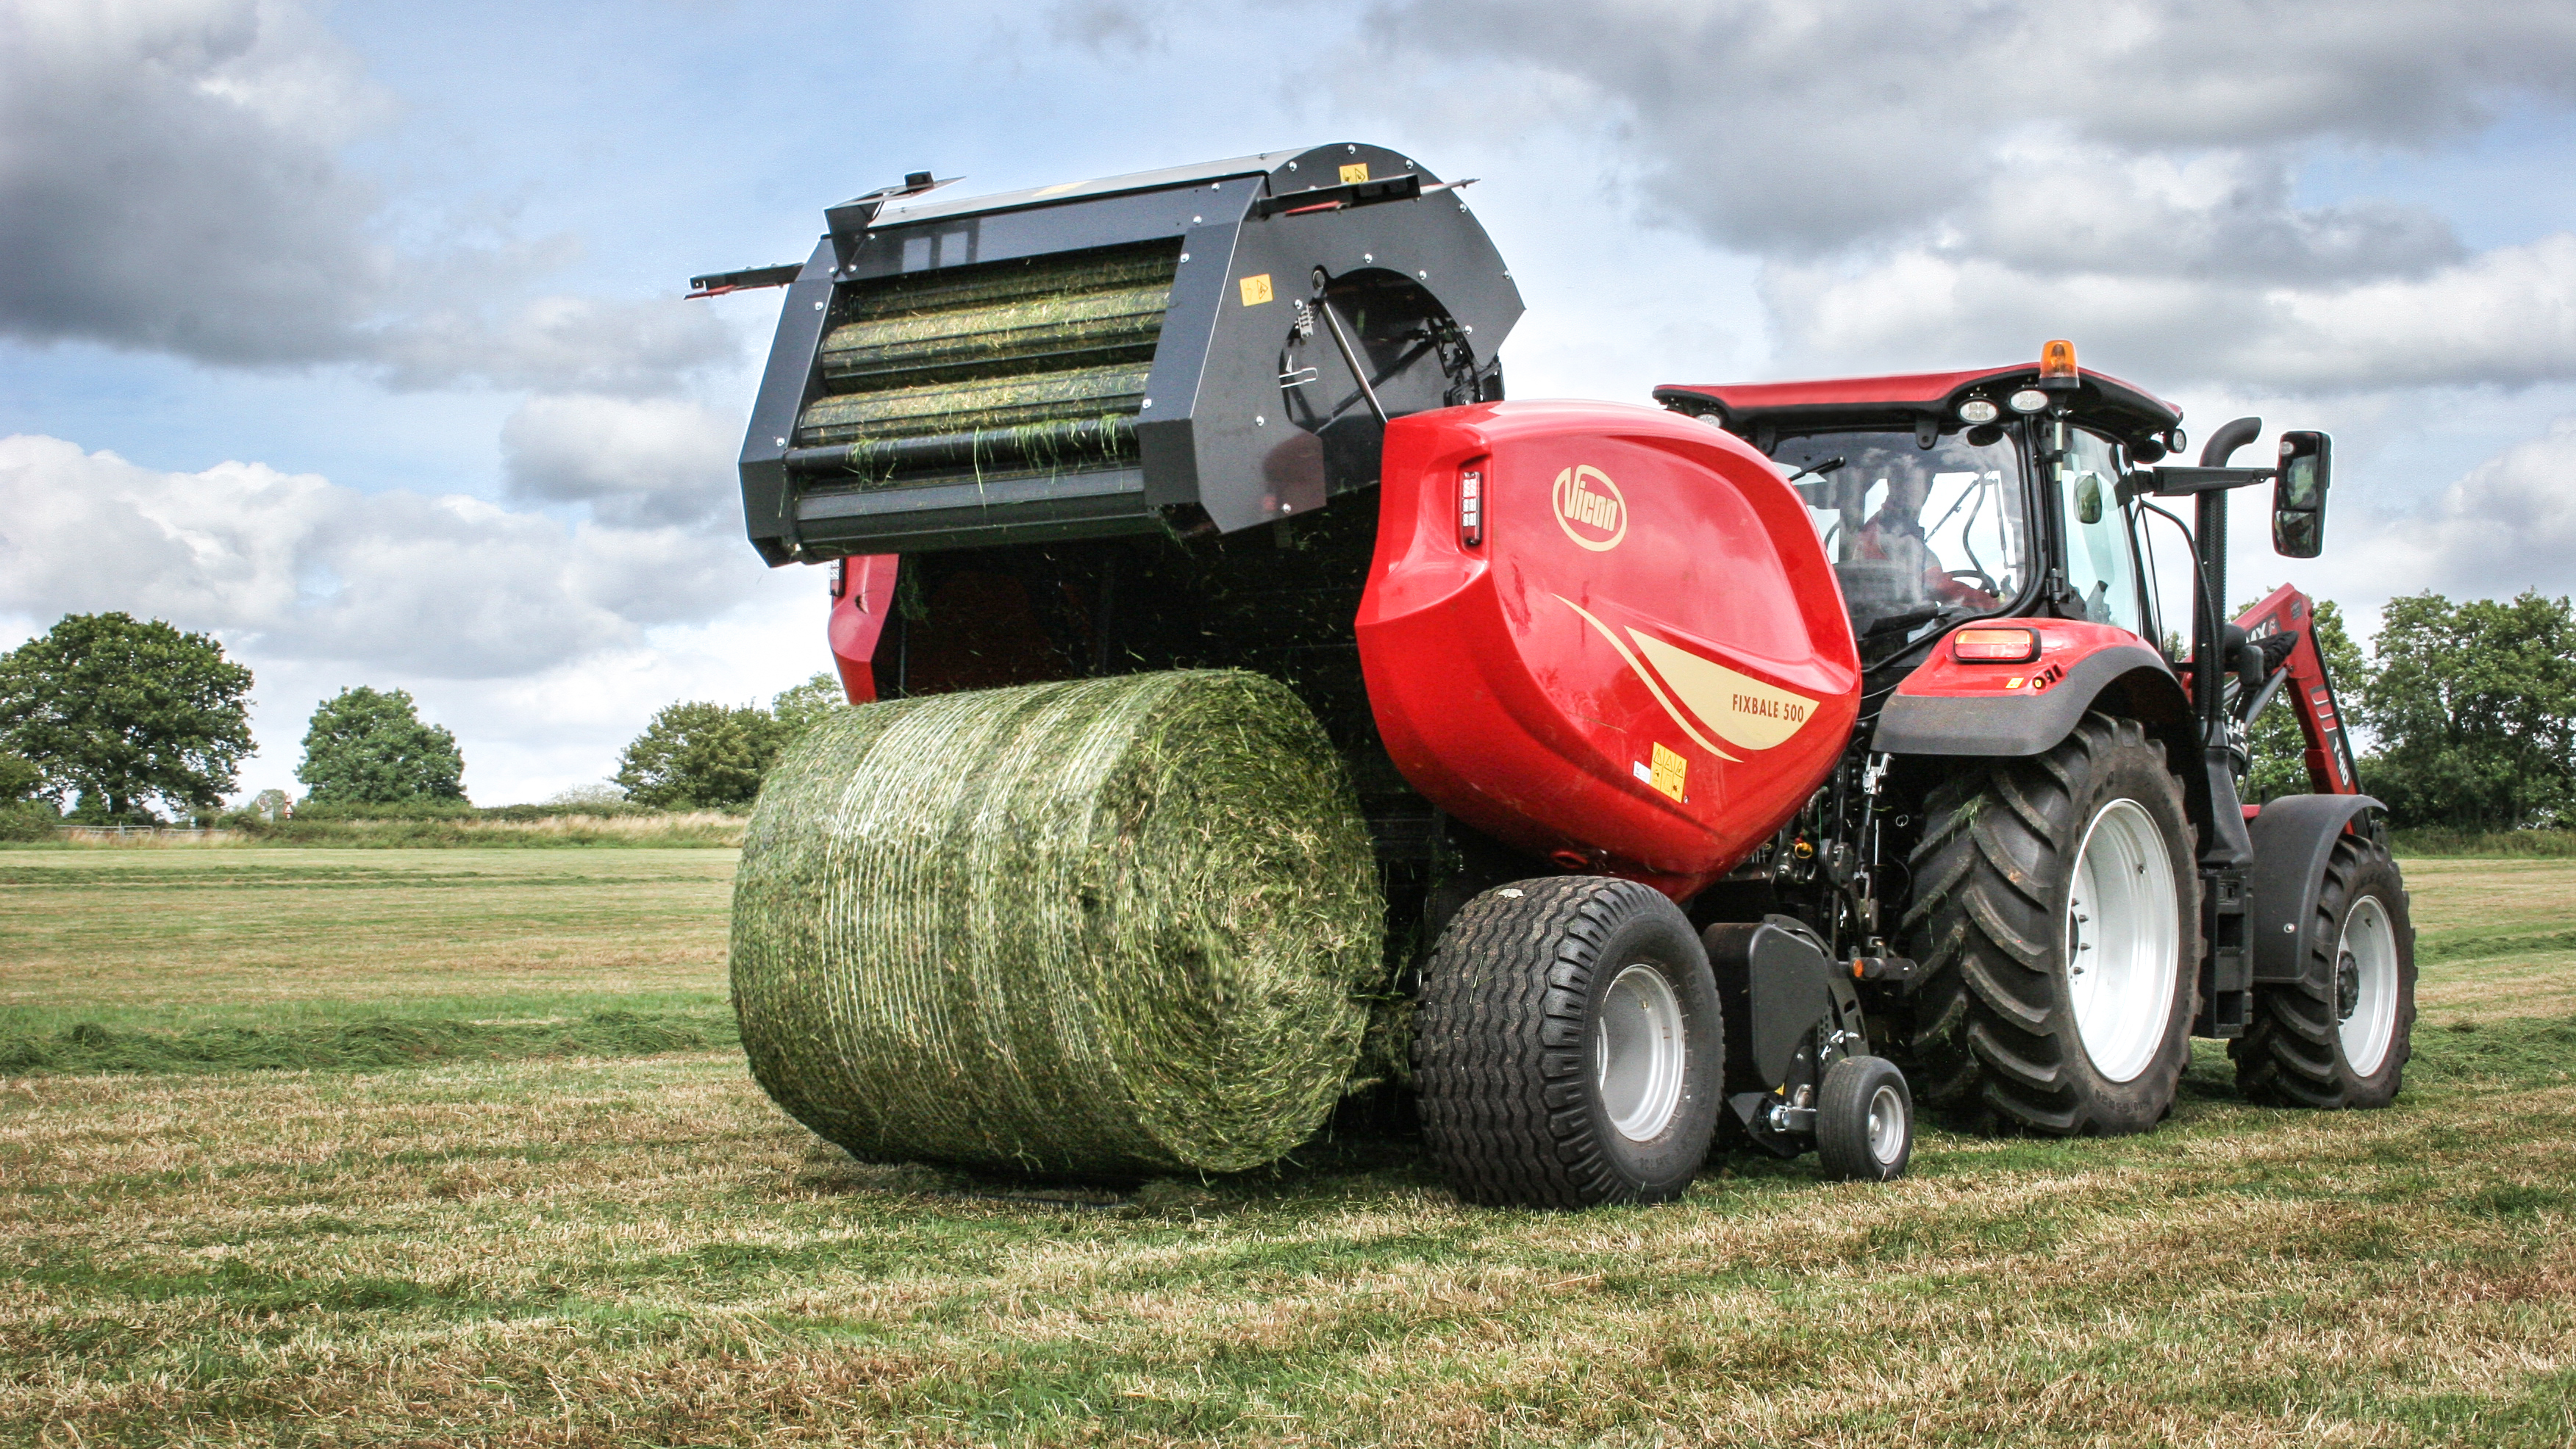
left=700, top=143, right=2411, bottom=1208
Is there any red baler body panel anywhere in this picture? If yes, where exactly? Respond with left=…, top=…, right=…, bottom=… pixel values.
left=1357, top=401, right=1863, bottom=899
left=827, top=554, right=901, bottom=704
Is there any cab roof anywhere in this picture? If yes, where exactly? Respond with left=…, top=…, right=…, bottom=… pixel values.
left=1652, top=364, right=2185, bottom=455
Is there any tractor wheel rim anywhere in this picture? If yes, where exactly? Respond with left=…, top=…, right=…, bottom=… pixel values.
left=2339, top=895, right=2400, bottom=1076
left=1598, top=962, right=1686, bottom=1142
left=1866, top=1082, right=1906, bottom=1165
left=2064, top=797, right=2180, bottom=1084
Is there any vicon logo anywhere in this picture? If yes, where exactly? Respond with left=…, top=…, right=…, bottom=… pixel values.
left=1551, top=465, right=1627, bottom=551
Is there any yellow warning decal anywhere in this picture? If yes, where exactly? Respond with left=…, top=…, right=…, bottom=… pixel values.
left=1648, top=742, right=1687, bottom=803
left=1339, top=162, right=1370, bottom=185
left=1239, top=273, right=1274, bottom=307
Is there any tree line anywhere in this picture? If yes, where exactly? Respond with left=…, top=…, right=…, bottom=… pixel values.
left=6, top=594, right=2573, bottom=832
left=2245, top=589, right=2576, bottom=831
left=0, top=612, right=463, bottom=829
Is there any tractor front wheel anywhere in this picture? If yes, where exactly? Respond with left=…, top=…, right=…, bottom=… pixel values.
left=1415, top=876, right=1723, bottom=1208
left=1898, top=712, right=2201, bottom=1134
left=2232, top=835, right=2415, bottom=1109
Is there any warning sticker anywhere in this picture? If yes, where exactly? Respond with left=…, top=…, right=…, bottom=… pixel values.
left=1648, top=742, right=1687, bottom=803
left=1339, top=162, right=1370, bottom=185
left=1239, top=273, right=1274, bottom=307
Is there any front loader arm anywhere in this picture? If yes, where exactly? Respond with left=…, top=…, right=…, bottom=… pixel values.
left=2233, top=584, right=2360, bottom=795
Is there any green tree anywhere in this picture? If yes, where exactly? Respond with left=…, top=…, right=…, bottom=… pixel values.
left=2359, top=590, right=2576, bottom=830
left=770, top=671, right=847, bottom=741
left=2242, top=597, right=2370, bottom=806
left=0, top=751, right=38, bottom=802
left=0, top=612, right=254, bottom=821
left=296, top=687, right=468, bottom=804
left=615, top=701, right=790, bottom=809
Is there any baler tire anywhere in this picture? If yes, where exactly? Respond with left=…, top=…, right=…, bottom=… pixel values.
left=1815, top=1055, right=1913, bottom=1182
left=2231, top=837, right=2415, bottom=1109
left=1414, top=876, right=1722, bottom=1209
left=1896, top=712, right=2201, bottom=1136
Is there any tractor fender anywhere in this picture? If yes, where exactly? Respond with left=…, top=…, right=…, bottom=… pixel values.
left=2247, top=793, right=2391, bottom=985
left=1871, top=636, right=2189, bottom=758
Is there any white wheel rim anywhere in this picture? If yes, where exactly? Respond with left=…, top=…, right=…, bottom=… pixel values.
left=1598, top=963, right=1687, bottom=1142
left=2064, top=797, right=2180, bottom=1084
left=1866, top=1082, right=1906, bottom=1165
left=2338, top=895, right=2400, bottom=1077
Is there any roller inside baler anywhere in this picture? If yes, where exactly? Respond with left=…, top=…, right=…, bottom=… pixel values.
left=703, top=143, right=2411, bottom=1208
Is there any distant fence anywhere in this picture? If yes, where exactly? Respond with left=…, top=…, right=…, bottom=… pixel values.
left=51, top=824, right=223, bottom=842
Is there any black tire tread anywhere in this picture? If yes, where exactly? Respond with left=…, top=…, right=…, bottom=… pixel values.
left=1816, top=1055, right=1911, bottom=1181
left=2231, top=835, right=2416, bottom=1109
left=1895, top=712, right=2200, bottom=1134
left=1415, top=876, right=1692, bottom=1208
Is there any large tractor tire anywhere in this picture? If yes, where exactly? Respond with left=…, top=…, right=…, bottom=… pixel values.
left=1898, top=712, right=2201, bottom=1134
left=2231, top=835, right=2415, bottom=1109
left=1416, top=877, right=1723, bottom=1209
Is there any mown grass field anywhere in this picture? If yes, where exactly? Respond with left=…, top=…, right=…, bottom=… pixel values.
left=4, top=850, right=2574, bottom=1447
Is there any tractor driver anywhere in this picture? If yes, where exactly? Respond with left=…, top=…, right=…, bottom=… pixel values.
left=1853, top=451, right=2000, bottom=613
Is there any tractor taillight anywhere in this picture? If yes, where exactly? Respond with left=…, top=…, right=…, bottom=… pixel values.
left=1951, top=627, right=2039, bottom=663
left=1459, top=465, right=1485, bottom=547
left=827, top=558, right=847, bottom=599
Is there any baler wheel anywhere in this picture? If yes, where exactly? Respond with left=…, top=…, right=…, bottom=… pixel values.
left=1897, top=712, right=2200, bottom=1135
left=2231, top=835, right=2415, bottom=1109
left=1414, top=877, right=1722, bottom=1208
left=1815, top=1055, right=1913, bottom=1182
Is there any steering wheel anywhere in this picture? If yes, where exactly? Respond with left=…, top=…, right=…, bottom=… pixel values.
left=1946, top=568, right=1999, bottom=595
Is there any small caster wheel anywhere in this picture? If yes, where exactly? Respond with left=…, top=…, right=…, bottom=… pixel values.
left=1817, top=1055, right=1912, bottom=1182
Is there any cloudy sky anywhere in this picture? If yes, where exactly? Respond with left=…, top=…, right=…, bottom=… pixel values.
left=5, top=0, right=2573, bottom=804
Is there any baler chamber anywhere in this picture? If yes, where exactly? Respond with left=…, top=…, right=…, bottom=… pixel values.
left=725, top=143, right=1524, bottom=563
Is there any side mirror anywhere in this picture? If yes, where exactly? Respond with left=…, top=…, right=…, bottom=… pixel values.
left=2272, top=430, right=2330, bottom=558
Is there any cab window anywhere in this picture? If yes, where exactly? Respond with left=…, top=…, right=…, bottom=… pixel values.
left=2056, top=429, right=2146, bottom=637
left=1771, top=427, right=2028, bottom=643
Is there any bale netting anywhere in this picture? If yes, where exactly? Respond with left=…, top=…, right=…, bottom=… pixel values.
left=730, top=669, right=1385, bottom=1177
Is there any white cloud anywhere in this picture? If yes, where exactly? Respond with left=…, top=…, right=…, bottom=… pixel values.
left=0, top=0, right=737, bottom=393
left=0, top=0, right=393, bottom=363
left=2329, top=418, right=2576, bottom=604
left=0, top=431, right=835, bottom=804
left=1336, top=0, right=2576, bottom=393
left=0, top=433, right=768, bottom=679
left=501, top=394, right=743, bottom=527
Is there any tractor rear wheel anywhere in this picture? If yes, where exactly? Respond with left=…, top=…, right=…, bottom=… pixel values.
left=1897, top=712, right=2201, bottom=1134
left=1415, top=876, right=1722, bottom=1208
left=2231, top=835, right=2415, bottom=1109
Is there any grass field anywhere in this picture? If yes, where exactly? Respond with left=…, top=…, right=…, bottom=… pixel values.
left=4, top=851, right=2575, bottom=1446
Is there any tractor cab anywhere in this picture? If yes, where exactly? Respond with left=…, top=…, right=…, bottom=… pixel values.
left=1654, top=348, right=2189, bottom=668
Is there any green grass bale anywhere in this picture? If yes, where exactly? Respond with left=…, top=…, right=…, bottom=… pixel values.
left=730, top=669, right=1384, bottom=1176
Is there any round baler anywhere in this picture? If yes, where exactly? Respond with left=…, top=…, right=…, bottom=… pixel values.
left=698, top=143, right=2411, bottom=1206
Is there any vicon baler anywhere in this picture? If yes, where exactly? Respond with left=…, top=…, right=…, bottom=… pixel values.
left=700, top=144, right=2411, bottom=1208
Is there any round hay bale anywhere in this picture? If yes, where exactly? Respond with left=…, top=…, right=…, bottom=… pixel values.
left=730, top=668, right=1384, bottom=1176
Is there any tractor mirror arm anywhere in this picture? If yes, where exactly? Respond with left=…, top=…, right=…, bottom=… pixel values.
left=2138, top=465, right=2275, bottom=496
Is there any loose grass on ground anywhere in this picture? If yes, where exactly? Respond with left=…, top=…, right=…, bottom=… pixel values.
left=3, top=850, right=2574, bottom=1446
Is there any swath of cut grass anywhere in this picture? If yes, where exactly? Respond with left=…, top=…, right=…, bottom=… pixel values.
left=0, top=1009, right=730, bottom=1076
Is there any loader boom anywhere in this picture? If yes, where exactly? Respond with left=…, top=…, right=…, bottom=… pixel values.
left=2234, top=584, right=2361, bottom=795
